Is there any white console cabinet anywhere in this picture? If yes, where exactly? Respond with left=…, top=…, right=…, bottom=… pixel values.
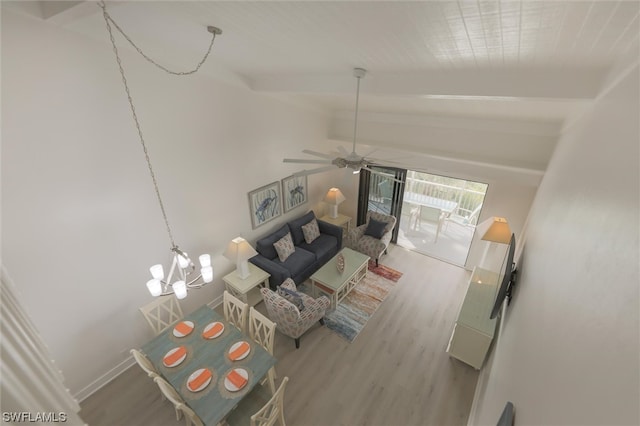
left=446, top=267, right=499, bottom=370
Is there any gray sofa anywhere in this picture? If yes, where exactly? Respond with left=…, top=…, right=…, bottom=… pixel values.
left=249, top=210, right=343, bottom=290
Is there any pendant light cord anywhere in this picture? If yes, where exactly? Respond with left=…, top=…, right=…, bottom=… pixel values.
left=98, top=2, right=220, bottom=76
left=352, top=74, right=361, bottom=155
left=98, top=2, right=220, bottom=249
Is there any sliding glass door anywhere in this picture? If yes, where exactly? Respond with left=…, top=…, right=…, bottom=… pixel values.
left=358, top=168, right=487, bottom=266
left=357, top=166, right=406, bottom=243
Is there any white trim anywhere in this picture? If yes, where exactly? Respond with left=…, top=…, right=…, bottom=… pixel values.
left=74, top=356, right=136, bottom=402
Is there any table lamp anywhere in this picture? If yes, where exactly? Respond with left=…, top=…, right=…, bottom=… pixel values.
left=223, top=237, right=258, bottom=279
left=324, top=187, right=346, bottom=219
left=477, top=216, right=511, bottom=270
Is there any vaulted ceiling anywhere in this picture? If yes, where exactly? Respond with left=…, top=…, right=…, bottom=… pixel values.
left=10, top=1, right=640, bottom=182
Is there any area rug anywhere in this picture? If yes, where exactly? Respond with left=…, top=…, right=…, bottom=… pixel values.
left=300, top=263, right=403, bottom=342
left=367, top=260, right=403, bottom=282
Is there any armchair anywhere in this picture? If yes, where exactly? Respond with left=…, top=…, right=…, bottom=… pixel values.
left=347, top=211, right=397, bottom=266
left=260, top=278, right=330, bottom=349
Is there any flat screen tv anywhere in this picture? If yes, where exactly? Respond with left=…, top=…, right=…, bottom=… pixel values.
left=490, top=233, right=517, bottom=319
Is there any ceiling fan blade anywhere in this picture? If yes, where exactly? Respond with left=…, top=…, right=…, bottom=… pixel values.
left=337, top=145, right=350, bottom=156
left=293, top=166, right=337, bottom=176
left=360, top=147, right=379, bottom=158
left=301, top=149, right=335, bottom=160
left=283, top=158, right=332, bottom=164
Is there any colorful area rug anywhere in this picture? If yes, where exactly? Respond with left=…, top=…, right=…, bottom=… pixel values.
left=300, top=263, right=403, bottom=342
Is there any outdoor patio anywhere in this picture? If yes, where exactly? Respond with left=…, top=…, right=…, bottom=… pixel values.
left=396, top=210, right=476, bottom=266
left=367, top=170, right=485, bottom=267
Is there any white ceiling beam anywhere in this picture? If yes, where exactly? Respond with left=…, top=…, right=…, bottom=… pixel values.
left=40, top=1, right=101, bottom=25
left=249, top=67, right=608, bottom=100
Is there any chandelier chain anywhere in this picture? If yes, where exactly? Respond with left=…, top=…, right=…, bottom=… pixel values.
left=100, top=2, right=177, bottom=248
left=98, top=2, right=218, bottom=76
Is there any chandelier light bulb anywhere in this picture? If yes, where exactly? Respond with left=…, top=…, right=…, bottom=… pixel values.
left=146, top=279, right=162, bottom=297
left=173, top=281, right=187, bottom=299
left=199, top=254, right=211, bottom=267
left=201, top=266, right=213, bottom=283
left=150, top=264, right=164, bottom=280
left=177, top=253, right=190, bottom=269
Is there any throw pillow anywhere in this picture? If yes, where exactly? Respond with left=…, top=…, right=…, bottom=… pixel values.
left=273, top=232, right=295, bottom=262
left=364, top=218, right=387, bottom=239
left=277, top=286, right=305, bottom=311
left=301, top=219, right=321, bottom=244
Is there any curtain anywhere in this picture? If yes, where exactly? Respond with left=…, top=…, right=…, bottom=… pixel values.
left=1, top=268, right=84, bottom=424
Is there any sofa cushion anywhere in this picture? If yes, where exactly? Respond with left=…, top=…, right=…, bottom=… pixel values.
left=274, top=232, right=295, bottom=262
left=364, top=218, right=387, bottom=239
left=256, top=224, right=290, bottom=260
left=288, top=211, right=316, bottom=245
left=273, top=247, right=315, bottom=279
left=298, top=234, right=339, bottom=264
left=301, top=219, right=321, bottom=244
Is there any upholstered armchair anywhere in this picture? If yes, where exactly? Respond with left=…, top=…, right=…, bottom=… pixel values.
left=260, top=278, right=330, bottom=349
left=347, top=211, right=397, bottom=266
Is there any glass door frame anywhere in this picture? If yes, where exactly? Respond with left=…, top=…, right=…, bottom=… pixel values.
left=357, top=166, right=407, bottom=244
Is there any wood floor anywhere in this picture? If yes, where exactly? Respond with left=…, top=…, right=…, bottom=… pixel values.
left=80, top=245, right=479, bottom=426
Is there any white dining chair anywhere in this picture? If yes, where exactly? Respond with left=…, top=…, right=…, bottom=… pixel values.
left=130, top=348, right=159, bottom=378
left=249, top=307, right=277, bottom=393
left=154, top=376, right=204, bottom=426
left=224, top=377, right=289, bottom=426
left=223, top=290, right=248, bottom=333
left=139, top=295, right=184, bottom=336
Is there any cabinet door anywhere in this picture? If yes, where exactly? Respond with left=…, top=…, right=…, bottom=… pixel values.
left=446, top=323, right=492, bottom=370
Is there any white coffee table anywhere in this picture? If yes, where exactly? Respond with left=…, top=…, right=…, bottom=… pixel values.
left=310, top=248, right=370, bottom=309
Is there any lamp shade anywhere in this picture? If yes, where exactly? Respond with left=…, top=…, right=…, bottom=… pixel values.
left=223, top=237, right=258, bottom=262
left=324, top=188, right=346, bottom=205
left=477, top=217, right=512, bottom=244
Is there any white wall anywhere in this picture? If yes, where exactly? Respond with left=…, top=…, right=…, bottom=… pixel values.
left=469, top=57, right=640, bottom=424
left=1, top=8, right=332, bottom=399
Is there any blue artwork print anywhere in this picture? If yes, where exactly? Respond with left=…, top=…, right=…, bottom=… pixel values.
left=282, top=175, right=308, bottom=212
left=249, top=182, right=282, bottom=228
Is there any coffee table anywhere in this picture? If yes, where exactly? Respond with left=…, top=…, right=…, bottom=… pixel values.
left=310, top=248, right=370, bottom=309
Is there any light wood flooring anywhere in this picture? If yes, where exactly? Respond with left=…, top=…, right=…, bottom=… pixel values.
left=80, top=245, right=479, bottom=426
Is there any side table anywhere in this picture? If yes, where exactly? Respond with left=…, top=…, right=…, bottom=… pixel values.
left=222, top=263, right=270, bottom=307
left=319, top=213, right=352, bottom=237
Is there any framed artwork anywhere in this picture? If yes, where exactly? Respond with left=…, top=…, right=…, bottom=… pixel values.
left=281, top=174, right=308, bottom=212
left=248, top=181, right=282, bottom=229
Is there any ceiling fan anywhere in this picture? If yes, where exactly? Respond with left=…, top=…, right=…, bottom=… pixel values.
left=283, top=68, right=403, bottom=181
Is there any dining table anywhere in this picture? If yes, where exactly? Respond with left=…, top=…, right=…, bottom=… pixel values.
left=141, top=305, right=276, bottom=426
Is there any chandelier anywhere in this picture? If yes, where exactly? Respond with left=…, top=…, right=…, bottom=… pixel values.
left=99, top=2, right=222, bottom=299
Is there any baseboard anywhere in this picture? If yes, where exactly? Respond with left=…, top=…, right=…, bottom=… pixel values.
left=75, top=296, right=223, bottom=402
left=75, top=356, right=135, bottom=402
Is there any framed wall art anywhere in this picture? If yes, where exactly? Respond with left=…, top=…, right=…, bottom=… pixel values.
left=281, top=174, right=308, bottom=212
left=248, top=181, right=282, bottom=229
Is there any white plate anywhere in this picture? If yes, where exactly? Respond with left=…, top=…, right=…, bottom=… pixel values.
left=224, top=368, right=248, bottom=392
left=202, top=321, right=224, bottom=339
left=173, top=321, right=194, bottom=338
left=162, top=346, right=187, bottom=368
left=187, top=368, right=212, bottom=392
left=228, top=341, right=251, bottom=361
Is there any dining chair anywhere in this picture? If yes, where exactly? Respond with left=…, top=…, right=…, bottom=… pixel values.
left=249, top=307, right=277, bottom=393
left=224, top=290, right=248, bottom=333
left=139, top=295, right=184, bottom=336
left=130, top=349, right=159, bottom=378
left=154, top=376, right=204, bottom=426
left=224, top=377, right=289, bottom=426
